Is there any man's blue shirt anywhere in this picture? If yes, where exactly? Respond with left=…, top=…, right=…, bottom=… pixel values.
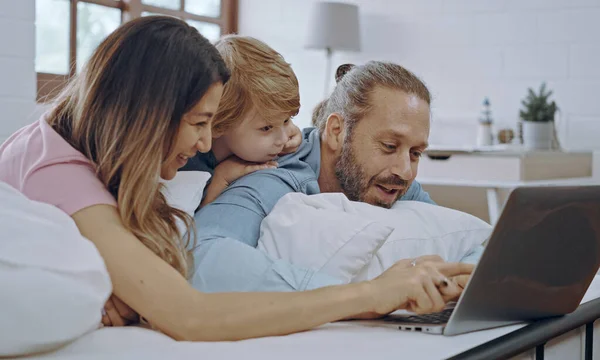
left=186, top=128, right=481, bottom=292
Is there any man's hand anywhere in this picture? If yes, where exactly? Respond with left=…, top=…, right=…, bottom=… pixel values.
left=352, top=259, right=474, bottom=320
left=405, top=255, right=471, bottom=301
left=414, top=255, right=471, bottom=290
left=406, top=255, right=471, bottom=299
left=453, top=275, right=470, bottom=290
left=279, top=122, right=302, bottom=156
left=101, top=295, right=139, bottom=327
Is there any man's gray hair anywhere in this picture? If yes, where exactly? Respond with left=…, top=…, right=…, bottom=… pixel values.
left=314, top=61, right=431, bottom=134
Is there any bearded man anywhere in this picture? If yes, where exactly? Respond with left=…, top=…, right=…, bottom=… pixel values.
left=189, top=61, right=480, bottom=292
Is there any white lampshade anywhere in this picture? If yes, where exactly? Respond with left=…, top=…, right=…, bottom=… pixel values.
left=305, top=2, right=361, bottom=52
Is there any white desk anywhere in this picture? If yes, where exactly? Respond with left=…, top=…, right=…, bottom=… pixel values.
left=417, top=176, right=600, bottom=225
left=417, top=149, right=595, bottom=224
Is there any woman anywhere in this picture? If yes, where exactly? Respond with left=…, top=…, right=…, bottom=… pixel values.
left=0, top=16, right=472, bottom=341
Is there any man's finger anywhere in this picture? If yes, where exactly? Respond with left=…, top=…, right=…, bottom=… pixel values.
left=422, top=277, right=445, bottom=313
left=436, top=262, right=475, bottom=277
left=439, top=278, right=463, bottom=302
left=410, top=284, right=434, bottom=315
left=453, top=274, right=471, bottom=289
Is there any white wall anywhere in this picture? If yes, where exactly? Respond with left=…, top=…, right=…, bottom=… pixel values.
left=0, top=0, right=36, bottom=142
left=1, top=0, right=598, bottom=174
left=238, top=0, right=600, bottom=174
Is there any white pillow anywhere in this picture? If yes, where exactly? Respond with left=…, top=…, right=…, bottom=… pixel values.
left=161, top=171, right=211, bottom=236
left=353, top=199, right=491, bottom=282
left=258, top=193, right=491, bottom=284
left=161, top=171, right=211, bottom=218
left=258, top=193, right=394, bottom=284
left=0, top=182, right=112, bottom=357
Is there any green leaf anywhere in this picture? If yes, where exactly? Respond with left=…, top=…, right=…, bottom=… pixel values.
left=520, top=82, right=557, bottom=122
left=539, top=82, right=546, bottom=93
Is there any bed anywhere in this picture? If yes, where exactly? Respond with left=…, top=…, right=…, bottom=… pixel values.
left=2, top=181, right=599, bottom=360
left=17, top=276, right=600, bottom=360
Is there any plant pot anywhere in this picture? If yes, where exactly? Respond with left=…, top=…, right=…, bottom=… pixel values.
left=522, top=121, right=554, bottom=150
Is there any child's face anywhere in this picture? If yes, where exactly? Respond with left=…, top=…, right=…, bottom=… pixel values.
left=222, top=109, right=292, bottom=163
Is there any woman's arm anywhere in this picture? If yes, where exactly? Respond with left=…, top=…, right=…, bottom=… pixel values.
left=72, top=204, right=472, bottom=342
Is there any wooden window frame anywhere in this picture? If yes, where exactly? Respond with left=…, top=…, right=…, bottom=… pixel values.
left=37, top=0, right=238, bottom=102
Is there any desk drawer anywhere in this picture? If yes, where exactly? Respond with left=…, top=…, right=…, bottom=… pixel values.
left=418, top=152, right=593, bottom=182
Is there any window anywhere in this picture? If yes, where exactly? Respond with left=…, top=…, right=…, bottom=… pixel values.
left=35, top=0, right=238, bottom=101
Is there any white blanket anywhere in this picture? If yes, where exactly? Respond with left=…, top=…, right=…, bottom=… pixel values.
left=258, top=193, right=491, bottom=283
left=0, top=182, right=111, bottom=357
left=23, top=277, right=600, bottom=360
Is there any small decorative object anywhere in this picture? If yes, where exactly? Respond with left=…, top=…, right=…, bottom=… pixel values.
left=476, top=97, right=494, bottom=147
left=497, top=128, right=515, bottom=144
left=519, top=83, right=558, bottom=150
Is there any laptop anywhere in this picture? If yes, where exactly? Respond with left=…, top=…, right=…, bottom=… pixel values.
left=369, top=185, right=600, bottom=336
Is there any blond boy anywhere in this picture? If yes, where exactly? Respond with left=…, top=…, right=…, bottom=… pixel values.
left=181, top=35, right=302, bottom=205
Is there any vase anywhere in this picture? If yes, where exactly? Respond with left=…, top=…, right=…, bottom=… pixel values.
left=522, top=121, right=554, bottom=150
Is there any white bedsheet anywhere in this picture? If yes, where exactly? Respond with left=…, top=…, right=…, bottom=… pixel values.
left=25, top=275, right=600, bottom=360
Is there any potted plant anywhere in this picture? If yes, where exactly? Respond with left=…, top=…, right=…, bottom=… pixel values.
left=519, top=82, right=558, bottom=150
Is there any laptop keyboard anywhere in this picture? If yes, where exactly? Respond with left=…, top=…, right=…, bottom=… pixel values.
left=384, top=307, right=454, bottom=325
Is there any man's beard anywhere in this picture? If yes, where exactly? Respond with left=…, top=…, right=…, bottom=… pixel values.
left=334, top=138, right=409, bottom=209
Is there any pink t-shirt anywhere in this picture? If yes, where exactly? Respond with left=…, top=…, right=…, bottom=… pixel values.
left=0, top=117, right=117, bottom=215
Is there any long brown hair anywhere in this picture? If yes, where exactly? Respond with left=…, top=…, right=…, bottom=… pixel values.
left=47, top=16, right=229, bottom=277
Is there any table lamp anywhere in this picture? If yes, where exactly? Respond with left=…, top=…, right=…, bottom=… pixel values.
left=305, top=1, right=361, bottom=97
